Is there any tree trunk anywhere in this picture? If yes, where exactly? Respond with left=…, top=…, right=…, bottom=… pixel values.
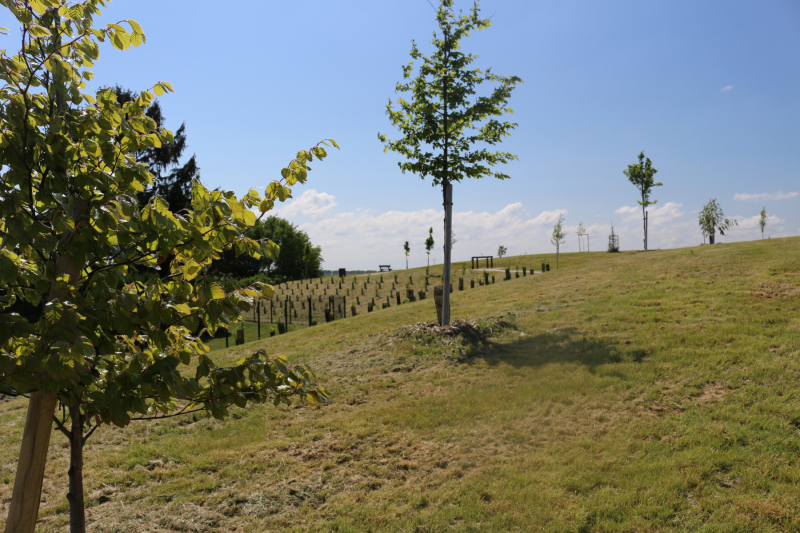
left=442, top=182, right=453, bottom=326
left=556, top=247, right=559, bottom=269
left=4, top=392, right=57, bottom=533
left=441, top=33, right=452, bottom=327
left=67, top=405, right=86, bottom=533
left=642, top=207, right=647, bottom=251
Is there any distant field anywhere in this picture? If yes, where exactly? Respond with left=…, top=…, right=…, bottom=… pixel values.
left=2, top=238, right=799, bottom=531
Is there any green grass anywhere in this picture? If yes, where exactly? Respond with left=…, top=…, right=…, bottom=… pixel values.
left=2, top=238, right=799, bottom=531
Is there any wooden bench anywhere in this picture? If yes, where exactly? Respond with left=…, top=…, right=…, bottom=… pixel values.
left=379, top=265, right=392, bottom=272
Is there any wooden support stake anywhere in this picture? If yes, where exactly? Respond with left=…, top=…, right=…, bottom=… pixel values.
left=5, top=392, right=57, bottom=533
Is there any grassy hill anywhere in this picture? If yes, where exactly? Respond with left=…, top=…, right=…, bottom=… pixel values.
left=2, top=238, right=799, bottom=532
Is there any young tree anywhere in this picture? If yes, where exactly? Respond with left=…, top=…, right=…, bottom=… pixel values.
left=608, top=223, right=620, bottom=252
left=424, top=227, right=435, bottom=272
left=760, top=206, right=767, bottom=239
left=623, top=151, right=661, bottom=251
left=404, top=241, right=410, bottom=269
left=450, top=230, right=457, bottom=248
left=698, top=199, right=737, bottom=244
left=575, top=221, right=586, bottom=252
left=497, top=245, right=507, bottom=258
left=379, top=0, right=521, bottom=326
left=0, top=3, right=335, bottom=530
left=551, top=214, right=566, bottom=268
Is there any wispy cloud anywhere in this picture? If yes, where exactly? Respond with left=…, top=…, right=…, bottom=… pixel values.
left=721, top=85, right=734, bottom=91
left=273, top=189, right=337, bottom=220
left=734, top=191, right=799, bottom=201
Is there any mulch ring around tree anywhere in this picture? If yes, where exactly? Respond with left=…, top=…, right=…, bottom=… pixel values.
left=395, top=318, right=514, bottom=346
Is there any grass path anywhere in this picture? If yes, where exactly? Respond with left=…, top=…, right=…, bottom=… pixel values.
left=1, top=238, right=799, bottom=532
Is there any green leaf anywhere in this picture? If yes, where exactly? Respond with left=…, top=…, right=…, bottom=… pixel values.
left=183, top=260, right=201, bottom=281
left=258, top=198, right=274, bottom=213
left=260, top=284, right=274, bottom=300
left=29, top=0, right=47, bottom=15
left=110, top=30, right=131, bottom=50
left=110, top=400, right=131, bottom=427
left=232, top=394, right=247, bottom=408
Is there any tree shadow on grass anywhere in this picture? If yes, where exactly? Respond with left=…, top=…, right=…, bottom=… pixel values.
left=469, top=326, right=626, bottom=371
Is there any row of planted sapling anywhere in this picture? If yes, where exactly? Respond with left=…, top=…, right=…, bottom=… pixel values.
left=226, top=261, right=551, bottom=344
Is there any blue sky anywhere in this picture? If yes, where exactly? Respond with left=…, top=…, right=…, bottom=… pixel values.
left=3, top=0, right=798, bottom=269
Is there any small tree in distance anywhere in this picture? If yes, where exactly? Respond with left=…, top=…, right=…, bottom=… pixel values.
left=576, top=221, right=586, bottom=251
left=425, top=227, right=435, bottom=272
left=551, top=214, right=566, bottom=268
left=608, top=223, right=620, bottom=252
left=698, top=198, right=738, bottom=244
left=497, top=245, right=507, bottom=258
left=760, top=207, right=767, bottom=239
left=404, top=241, right=411, bottom=269
left=379, top=0, right=521, bottom=326
left=623, top=151, right=661, bottom=251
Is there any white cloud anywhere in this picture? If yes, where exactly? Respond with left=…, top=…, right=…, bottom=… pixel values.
left=270, top=193, right=796, bottom=269
left=734, top=213, right=784, bottom=231
left=614, top=205, right=640, bottom=217
left=721, top=85, right=734, bottom=91
left=292, top=198, right=572, bottom=269
left=611, top=202, right=695, bottom=249
left=528, top=209, right=567, bottom=226
left=733, top=191, right=799, bottom=201
left=614, top=202, right=686, bottom=225
left=273, top=189, right=337, bottom=220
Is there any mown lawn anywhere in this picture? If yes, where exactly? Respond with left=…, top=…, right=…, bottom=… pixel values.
left=1, top=238, right=799, bottom=532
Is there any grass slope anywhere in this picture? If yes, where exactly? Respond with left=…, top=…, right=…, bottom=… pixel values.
left=223, top=249, right=615, bottom=351
left=1, top=238, right=799, bottom=532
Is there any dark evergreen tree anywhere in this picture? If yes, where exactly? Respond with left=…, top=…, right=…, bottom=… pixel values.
left=113, top=86, right=198, bottom=213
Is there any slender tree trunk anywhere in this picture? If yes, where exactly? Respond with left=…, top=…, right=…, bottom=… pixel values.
left=441, top=34, right=452, bottom=326
left=67, top=405, right=86, bottom=533
left=442, top=182, right=453, bottom=326
left=642, top=206, right=647, bottom=251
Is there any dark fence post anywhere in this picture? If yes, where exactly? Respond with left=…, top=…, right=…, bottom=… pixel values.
left=308, top=296, right=312, bottom=326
